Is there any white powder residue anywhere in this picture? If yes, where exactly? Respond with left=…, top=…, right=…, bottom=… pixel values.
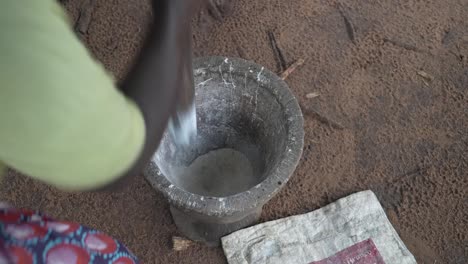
left=171, top=148, right=256, bottom=197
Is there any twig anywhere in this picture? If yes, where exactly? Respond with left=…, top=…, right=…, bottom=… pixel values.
left=383, top=38, right=425, bottom=54
left=389, top=167, right=428, bottom=185
left=267, top=30, right=287, bottom=72
left=417, top=70, right=434, bottom=86
left=280, top=58, right=305, bottom=80
left=172, top=236, right=196, bottom=251
left=337, top=7, right=356, bottom=44
left=207, top=0, right=224, bottom=21
left=302, top=106, right=345, bottom=130
left=75, top=0, right=96, bottom=38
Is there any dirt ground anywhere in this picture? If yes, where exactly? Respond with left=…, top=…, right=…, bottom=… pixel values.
left=1, top=0, right=467, bottom=263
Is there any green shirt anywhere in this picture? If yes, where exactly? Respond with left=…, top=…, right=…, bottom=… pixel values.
left=0, top=0, right=145, bottom=190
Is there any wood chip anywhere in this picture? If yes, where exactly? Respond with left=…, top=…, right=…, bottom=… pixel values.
left=172, top=236, right=196, bottom=251
left=417, top=70, right=434, bottom=81
left=306, top=92, right=320, bottom=99
left=280, top=58, right=305, bottom=80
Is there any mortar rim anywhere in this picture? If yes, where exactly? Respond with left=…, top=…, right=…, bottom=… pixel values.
left=144, top=56, right=304, bottom=217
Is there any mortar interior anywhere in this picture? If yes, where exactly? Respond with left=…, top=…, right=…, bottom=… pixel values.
left=155, top=62, right=288, bottom=198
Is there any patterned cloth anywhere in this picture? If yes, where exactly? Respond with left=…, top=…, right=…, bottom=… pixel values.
left=0, top=208, right=140, bottom=264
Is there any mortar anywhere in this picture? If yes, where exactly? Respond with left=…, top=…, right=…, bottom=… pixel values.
left=144, top=56, right=304, bottom=245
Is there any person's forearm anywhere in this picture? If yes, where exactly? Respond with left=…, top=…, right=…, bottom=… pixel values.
left=102, top=1, right=196, bottom=190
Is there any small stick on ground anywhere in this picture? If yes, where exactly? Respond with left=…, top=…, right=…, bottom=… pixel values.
left=389, top=167, right=428, bottom=185
left=280, top=58, right=305, bottom=80
left=417, top=70, right=434, bottom=86
left=75, top=0, right=96, bottom=38
left=206, top=0, right=233, bottom=21
left=383, top=38, right=426, bottom=54
left=337, top=6, right=356, bottom=44
left=207, top=0, right=224, bottom=21
left=267, top=30, right=287, bottom=72
left=302, top=105, right=345, bottom=130
left=172, top=236, right=196, bottom=251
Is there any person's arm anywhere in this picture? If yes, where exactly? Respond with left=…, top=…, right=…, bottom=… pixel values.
left=0, top=0, right=146, bottom=191
left=99, top=0, right=203, bottom=190
left=0, top=0, right=203, bottom=191
left=112, top=0, right=195, bottom=188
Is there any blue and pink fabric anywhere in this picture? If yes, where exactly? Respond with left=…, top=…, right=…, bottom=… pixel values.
left=0, top=208, right=140, bottom=264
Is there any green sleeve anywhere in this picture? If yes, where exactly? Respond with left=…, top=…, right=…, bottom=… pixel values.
left=0, top=0, right=145, bottom=191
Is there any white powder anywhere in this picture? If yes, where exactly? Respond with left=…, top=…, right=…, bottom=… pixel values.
left=171, top=148, right=256, bottom=197
left=168, top=101, right=197, bottom=146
